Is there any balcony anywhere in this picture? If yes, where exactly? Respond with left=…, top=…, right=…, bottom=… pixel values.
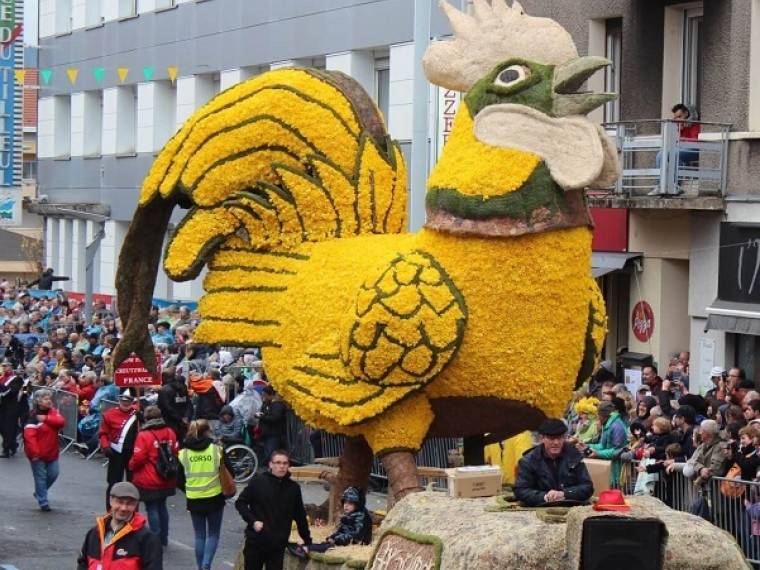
left=588, top=119, right=730, bottom=211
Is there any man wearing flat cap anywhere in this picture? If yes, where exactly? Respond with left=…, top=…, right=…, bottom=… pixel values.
left=514, top=419, right=593, bottom=507
left=78, top=482, right=162, bottom=570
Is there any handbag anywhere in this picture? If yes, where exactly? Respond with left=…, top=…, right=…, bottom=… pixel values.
left=218, top=447, right=237, bottom=498
left=720, top=463, right=745, bottom=498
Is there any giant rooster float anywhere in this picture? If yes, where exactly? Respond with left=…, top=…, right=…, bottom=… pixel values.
left=115, top=0, right=618, bottom=503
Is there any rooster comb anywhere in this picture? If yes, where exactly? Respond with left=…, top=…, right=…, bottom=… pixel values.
left=423, top=0, right=579, bottom=92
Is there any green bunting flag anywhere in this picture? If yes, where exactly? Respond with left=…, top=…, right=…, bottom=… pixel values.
left=40, top=69, right=53, bottom=85
left=143, top=66, right=154, bottom=81
left=93, top=67, right=105, bottom=83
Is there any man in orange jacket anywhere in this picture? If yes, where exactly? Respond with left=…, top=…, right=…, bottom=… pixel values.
left=77, top=482, right=163, bottom=570
left=100, top=392, right=139, bottom=510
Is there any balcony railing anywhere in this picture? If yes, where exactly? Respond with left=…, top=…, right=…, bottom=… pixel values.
left=600, top=119, right=731, bottom=198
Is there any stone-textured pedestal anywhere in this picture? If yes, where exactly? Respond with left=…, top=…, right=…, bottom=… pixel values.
left=242, top=492, right=750, bottom=570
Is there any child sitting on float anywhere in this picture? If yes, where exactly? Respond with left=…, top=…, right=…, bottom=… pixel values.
left=291, top=487, right=372, bottom=558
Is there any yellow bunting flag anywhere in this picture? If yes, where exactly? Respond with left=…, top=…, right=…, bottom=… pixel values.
left=13, top=69, right=25, bottom=85
left=66, top=68, right=79, bottom=85
left=167, top=66, right=178, bottom=82
left=117, top=67, right=129, bottom=82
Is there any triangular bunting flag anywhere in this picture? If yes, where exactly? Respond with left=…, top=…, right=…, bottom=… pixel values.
left=142, top=66, right=154, bottom=81
left=40, top=69, right=53, bottom=85
left=13, top=69, right=25, bottom=85
left=117, top=67, right=129, bottom=82
left=167, top=66, right=178, bottom=82
left=93, top=67, right=105, bottom=83
left=66, top=68, right=79, bottom=86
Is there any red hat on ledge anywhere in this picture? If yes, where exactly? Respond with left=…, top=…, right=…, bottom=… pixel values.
left=593, top=489, right=631, bottom=512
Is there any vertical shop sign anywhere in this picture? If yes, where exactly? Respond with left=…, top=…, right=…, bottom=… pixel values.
left=0, top=0, right=16, bottom=187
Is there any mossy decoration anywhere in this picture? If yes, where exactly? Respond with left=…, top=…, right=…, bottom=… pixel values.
left=115, top=0, right=616, bottom=501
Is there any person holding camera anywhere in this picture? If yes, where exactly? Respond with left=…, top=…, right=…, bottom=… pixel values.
left=576, top=401, right=628, bottom=487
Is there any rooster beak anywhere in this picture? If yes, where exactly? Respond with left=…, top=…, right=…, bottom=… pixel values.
left=552, top=56, right=616, bottom=117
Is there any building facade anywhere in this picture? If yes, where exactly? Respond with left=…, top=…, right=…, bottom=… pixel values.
left=35, top=0, right=760, bottom=391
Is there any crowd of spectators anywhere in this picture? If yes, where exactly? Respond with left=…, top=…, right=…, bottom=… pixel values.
left=565, top=354, right=760, bottom=552
left=0, top=275, right=287, bottom=461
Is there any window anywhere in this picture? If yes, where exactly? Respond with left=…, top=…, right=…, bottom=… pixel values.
left=55, top=0, right=72, bottom=34
left=54, top=95, right=71, bottom=157
left=116, top=86, right=137, bottom=154
left=22, top=160, right=37, bottom=179
left=604, top=18, right=622, bottom=123
left=118, top=0, right=137, bottom=18
left=83, top=91, right=103, bottom=155
left=155, top=0, right=176, bottom=9
left=153, top=81, right=177, bottom=149
left=375, top=58, right=390, bottom=123
left=85, top=0, right=104, bottom=27
left=682, top=8, right=703, bottom=112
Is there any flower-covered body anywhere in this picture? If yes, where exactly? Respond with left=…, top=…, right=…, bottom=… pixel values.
left=192, top=222, right=595, bottom=453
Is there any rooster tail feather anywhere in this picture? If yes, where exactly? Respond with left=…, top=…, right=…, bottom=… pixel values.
left=144, top=68, right=407, bottom=282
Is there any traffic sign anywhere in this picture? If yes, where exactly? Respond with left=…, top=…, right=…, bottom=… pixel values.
left=114, top=352, right=161, bottom=387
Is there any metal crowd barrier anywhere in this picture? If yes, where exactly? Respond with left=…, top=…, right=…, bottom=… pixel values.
left=621, top=460, right=760, bottom=566
left=30, top=385, right=79, bottom=453
left=285, top=410, right=461, bottom=482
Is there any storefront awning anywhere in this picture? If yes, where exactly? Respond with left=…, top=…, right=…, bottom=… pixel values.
left=592, top=252, right=641, bottom=278
left=705, top=299, right=760, bottom=336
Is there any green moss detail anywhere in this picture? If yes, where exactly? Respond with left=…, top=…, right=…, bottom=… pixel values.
left=426, top=162, right=566, bottom=221
left=366, top=526, right=444, bottom=570
left=464, top=58, right=555, bottom=118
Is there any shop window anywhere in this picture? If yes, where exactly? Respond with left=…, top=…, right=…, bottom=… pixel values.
left=22, top=160, right=37, bottom=179
left=85, top=0, right=104, bottom=27
left=732, top=334, right=760, bottom=387
left=119, top=0, right=137, bottom=18
left=55, top=0, right=72, bottom=34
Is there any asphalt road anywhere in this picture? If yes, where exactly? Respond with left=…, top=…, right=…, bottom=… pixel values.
left=0, top=448, right=246, bottom=570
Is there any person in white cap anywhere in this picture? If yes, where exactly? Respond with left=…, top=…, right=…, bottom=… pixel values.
left=704, top=366, right=726, bottom=401
left=99, top=390, right=140, bottom=510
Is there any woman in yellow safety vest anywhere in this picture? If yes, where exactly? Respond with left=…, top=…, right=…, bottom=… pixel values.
left=178, top=419, right=232, bottom=570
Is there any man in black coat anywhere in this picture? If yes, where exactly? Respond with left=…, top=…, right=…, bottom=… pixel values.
left=29, top=268, right=69, bottom=290
left=514, top=419, right=594, bottom=507
left=0, top=368, right=26, bottom=457
left=256, top=385, right=287, bottom=462
left=157, top=372, right=192, bottom=443
left=235, top=450, right=311, bottom=570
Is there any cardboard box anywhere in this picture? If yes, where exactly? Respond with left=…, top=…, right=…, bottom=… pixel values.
left=583, top=458, right=611, bottom=495
left=445, top=465, right=502, bottom=498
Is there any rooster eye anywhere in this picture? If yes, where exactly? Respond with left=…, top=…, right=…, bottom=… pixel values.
left=495, top=65, right=530, bottom=88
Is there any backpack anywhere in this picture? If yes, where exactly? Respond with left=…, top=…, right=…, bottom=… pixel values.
left=152, top=432, right=178, bottom=480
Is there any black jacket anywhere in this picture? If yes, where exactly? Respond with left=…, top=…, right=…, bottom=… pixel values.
left=195, top=389, right=223, bottom=421
left=258, top=398, right=286, bottom=439
left=514, top=443, right=594, bottom=507
left=235, top=471, right=312, bottom=550
left=30, top=272, right=69, bottom=290
left=157, top=381, right=192, bottom=430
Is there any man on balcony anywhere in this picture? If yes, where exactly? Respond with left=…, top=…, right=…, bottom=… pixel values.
left=650, top=103, right=701, bottom=196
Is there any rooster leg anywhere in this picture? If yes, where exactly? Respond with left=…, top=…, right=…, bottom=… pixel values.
left=381, top=449, right=421, bottom=510
left=324, top=436, right=373, bottom=524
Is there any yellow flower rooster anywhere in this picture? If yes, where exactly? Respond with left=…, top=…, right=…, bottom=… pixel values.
left=116, top=0, right=618, bottom=501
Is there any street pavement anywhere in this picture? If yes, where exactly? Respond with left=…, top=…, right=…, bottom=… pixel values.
left=0, top=446, right=390, bottom=569
left=0, top=448, right=249, bottom=570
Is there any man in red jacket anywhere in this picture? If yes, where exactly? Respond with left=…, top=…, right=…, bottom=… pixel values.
left=100, top=392, right=139, bottom=510
left=23, top=388, right=66, bottom=511
left=77, top=481, right=163, bottom=570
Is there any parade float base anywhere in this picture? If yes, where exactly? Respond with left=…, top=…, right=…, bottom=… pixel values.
left=245, top=492, right=752, bottom=570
